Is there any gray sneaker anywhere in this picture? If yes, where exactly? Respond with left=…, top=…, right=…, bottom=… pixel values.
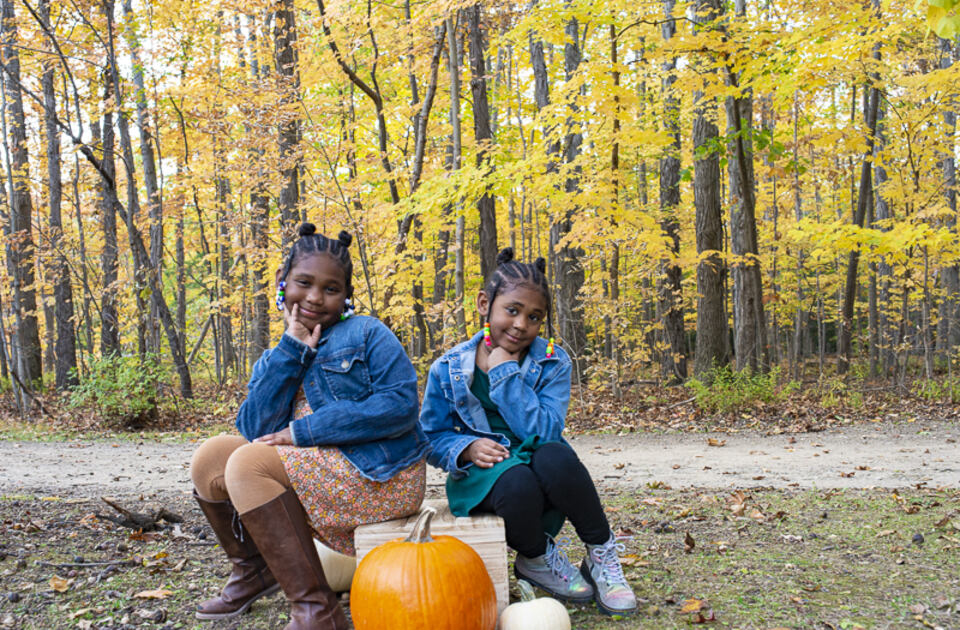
left=514, top=536, right=594, bottom=604
left=580, top=533, right=638, bottom=616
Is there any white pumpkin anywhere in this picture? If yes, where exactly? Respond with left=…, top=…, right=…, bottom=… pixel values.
left=499, top=580, right=571, bottom=630
left=313, top=539, right=357, bottom=593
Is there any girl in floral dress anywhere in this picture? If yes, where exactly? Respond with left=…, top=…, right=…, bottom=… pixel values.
left=189, top=224, right=427, bottom=630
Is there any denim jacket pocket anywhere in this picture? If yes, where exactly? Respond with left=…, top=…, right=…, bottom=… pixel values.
left=318, top=351, right=372, bottom=400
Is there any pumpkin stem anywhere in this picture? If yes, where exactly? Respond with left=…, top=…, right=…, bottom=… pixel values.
left=405, top=505, right=436, bottom=543
left=517, top=579, right=536, bottom=602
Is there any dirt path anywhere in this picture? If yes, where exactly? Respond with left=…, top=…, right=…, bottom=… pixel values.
left=1, top=421, right=957, bottom=497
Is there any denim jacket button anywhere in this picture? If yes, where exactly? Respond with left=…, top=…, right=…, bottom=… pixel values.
left=454, top=426, right=461, bottom=432
left=458, top=400, right=465, bottom=406
left=454, top=375, right=461, bottom=381
left=341, top=359, right=350, bottom=369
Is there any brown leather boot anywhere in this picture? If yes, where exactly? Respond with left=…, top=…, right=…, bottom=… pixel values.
left=193, top=490, right=280, bottom=620
left=239, top=489, right=349, bottom=630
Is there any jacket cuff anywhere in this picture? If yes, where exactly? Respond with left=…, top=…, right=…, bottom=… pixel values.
left=488, top=360, right=521, bottom=388
left=290, top=418, right=312, bottom=447
left=278, top=332, right=317, bottom=365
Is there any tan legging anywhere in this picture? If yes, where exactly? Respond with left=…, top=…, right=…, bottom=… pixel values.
left=190, top=434, right=293, bottom=513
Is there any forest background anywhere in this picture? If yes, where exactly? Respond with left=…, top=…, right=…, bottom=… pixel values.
left=2, top=0, right=960, bottom=426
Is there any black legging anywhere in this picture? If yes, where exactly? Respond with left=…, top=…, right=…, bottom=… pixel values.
left=473, top=441, right=610, bottom=558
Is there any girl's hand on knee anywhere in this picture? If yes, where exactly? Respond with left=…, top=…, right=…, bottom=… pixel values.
left=285, top=304, right=322, bottom=348
left=462, top=438, right=510, bottom=468
left=254, top=427, right=294, bottom=446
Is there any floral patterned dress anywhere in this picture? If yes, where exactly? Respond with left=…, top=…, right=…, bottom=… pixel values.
left=276, top=389, right=425, bottom=555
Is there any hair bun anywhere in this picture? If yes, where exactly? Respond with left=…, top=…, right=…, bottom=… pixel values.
left=337, top=231, right=353, bottom=248
left=496, top=247, right=515, bottom=265
left=534, top=257, right=547, bottom=274
left=298, top=223, right=317, bottom=237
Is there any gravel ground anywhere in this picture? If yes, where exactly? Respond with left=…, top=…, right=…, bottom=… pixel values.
left=1, top=421, right=956, bottom=498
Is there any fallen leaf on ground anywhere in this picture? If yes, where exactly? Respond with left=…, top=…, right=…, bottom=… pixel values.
left=49, top=576, right=70, bottom=592
left=684, top=532, right=696, bottom=553
left=679, top=598, right=705, bottom=614
left=708, top=438, right=726, bottom=447
left=134, top=589, right=173, bottom=600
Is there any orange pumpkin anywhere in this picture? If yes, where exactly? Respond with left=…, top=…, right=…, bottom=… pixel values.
left=350, top=506, right=498, bottom=630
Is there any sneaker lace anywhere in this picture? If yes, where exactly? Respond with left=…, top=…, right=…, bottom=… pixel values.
left=593, top=535, right=630, bottom=586
left=544, top=536, right=580, bottom=583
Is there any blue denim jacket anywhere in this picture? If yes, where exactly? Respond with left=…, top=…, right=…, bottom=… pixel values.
left=418, top=332, right=572, bottom=479
left=236, top=315, right=428, bottom=482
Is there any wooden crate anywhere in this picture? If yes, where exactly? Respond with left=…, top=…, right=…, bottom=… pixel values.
left=354, top=500, right=509, bottom=614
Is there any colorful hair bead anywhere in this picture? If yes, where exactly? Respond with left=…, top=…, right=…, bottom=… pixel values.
left=483, top=322, right=492, bottom=348
left=275, top=280, right=286, bottom=311
left=546, top=337, right=555, bottom=358
left=340, top=298, right=355, bottom=321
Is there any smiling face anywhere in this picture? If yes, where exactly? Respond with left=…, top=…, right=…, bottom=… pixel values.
left=477, top=283, right=548, bottom=354
left=276, top=252, right=348, bottom=331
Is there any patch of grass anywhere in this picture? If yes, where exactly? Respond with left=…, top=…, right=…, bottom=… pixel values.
left=2, top=488, right=958, bottom=629
left=687, top=365, right=799, bottom=414
left=560, top=487, right=960, bottom=629
left=0, top=418, right=234, bottom=445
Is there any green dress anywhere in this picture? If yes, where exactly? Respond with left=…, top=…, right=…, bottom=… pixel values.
left=445, top=367, right=563, bottom=537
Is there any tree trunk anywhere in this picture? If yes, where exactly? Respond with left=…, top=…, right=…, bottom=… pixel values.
left=275, top=0, right=301, bottom=246
left=101, top=0, right=190, bottom=394
left=39, top=0, right=77, bottom=389
left=467, top=4, right=497, bottom=280
left=721, top=0, right=768, bottom=374
left=102, top=1, right=150, bottom=361
left=838, top=47, right=881, bottom=375
left=216, top=171, right=237, bottom=376
left=551, top=13, right=588, bottom=380
left=658, top=0, right=687, bottom=383
left=607, top=24, right=622, bottom=396
left=791, top=92, right=806, bottom=380
left=72, top=156, right=93, bottom=361
left=121, top=0, right=162, bottom=355
left=1, top=0, right=42, bottom=386
left=93, top=90, right=121, bottom=357
left=244, top=14, right=270, bottom=369
left=939, top=36, right=959, bottom=362
left=692, top=0, right=729, bottom=379
left=447, top=17, right=466, bottom=338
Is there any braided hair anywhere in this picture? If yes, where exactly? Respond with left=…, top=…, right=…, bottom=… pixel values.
left=280, top=224, right=354, bottom=299
left=483, top=247, right=553, bottom=337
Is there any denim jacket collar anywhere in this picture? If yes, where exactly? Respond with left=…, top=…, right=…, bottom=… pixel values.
left=440, top=332, right=560, bottom=431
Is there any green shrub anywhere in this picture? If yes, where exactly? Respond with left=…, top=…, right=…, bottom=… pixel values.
left=912, top=377, right=960, bottom=403
left=69, top=353, right=170, bottom=427
left=687, top=365, right=798, bottom=414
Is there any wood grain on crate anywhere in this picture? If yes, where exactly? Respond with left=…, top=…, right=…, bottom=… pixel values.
left=354, top=500, right=509, bottom=614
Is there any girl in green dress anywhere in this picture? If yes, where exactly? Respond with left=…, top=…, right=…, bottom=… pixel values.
left=419, top=248, right=637, bottom=617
